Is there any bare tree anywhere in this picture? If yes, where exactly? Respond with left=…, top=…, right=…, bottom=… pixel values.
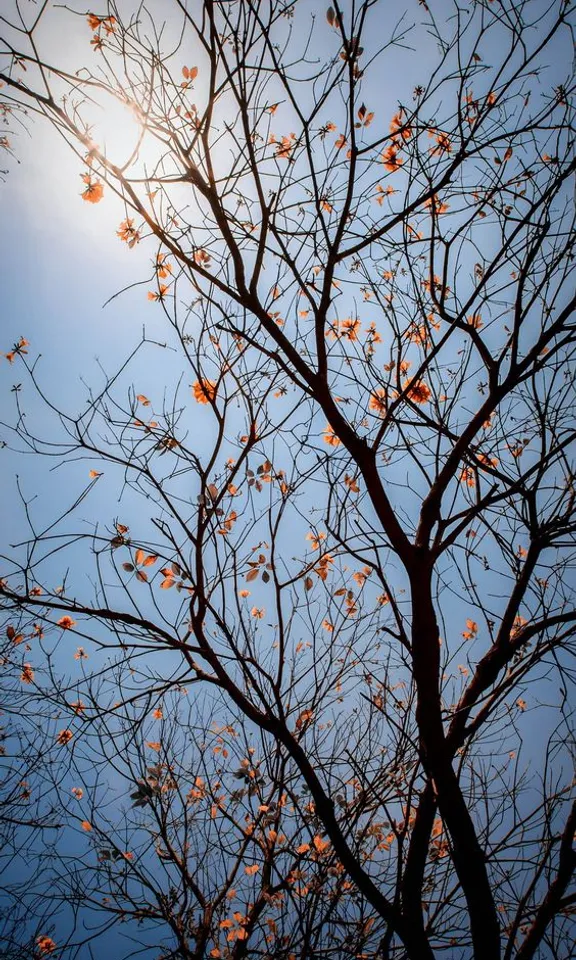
left=0, top=1, right=575, bottom=957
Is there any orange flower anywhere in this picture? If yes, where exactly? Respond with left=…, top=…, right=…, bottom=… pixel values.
left=460, top=466, right=476, bottom=488
left=56, top=729, right=73, bottom=745
left=312, top=834, right=330, bottom=854
left=57, top=616, right=76, bottom=629
left=390, top=111, right=412, bottom=142
left=369, top=388, right=387, bottom=416
left=81, top=173, right=104, bottom=203
left=424, top=194, right=449, bottom=215
left=192, top=379, right=217, bottom=404
left=340, top=317, right=361, bottom=341
left=382, top=145, right=403, bottom=172
left=81, top=820, right=93, bottom=831
left=117, top=218, right=140, bottom=247
left=323, top=425, right=341, bottom=447
left=273, top=133, right=296, bottom=159
left=36, top=936, right=56, bottom=955
left=511, top=615, right=527, bottom=638
left=403, top=379, right=431, bottom=404
left=429, top=130, right=452, bottom=156
left=366, top=321, right=383, bottom=349
left=467, top=313, right=483, bottom=329
left=20, top=664, right=34, bottom=684
left=306, top=531, right=326, bottom=550
left=71, top=787, right=83, bottom=799
left=5, top=336, right=29, bottom=363
left=156, top=254, right=172, bottom=278
left=147, top=284, right=169, bottom=302
left=251, top=607, right=265, bottom=619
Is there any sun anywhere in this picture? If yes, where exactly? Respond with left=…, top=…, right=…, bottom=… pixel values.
left=83, top=92, right=156, bottom=174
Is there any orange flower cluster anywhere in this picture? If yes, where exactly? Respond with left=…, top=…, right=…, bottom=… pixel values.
left=403, top=379, right=431, bottom=404
left=429, top=129, right=452, bottom=156
left=81, top=173, right=104, bottom=204
left=117, top=219, right=140, bottom=247
left=20, top=664, right=34, bottom=684
left=36, top=936, right=57, bottom=956
left=326, top=318, right=361, bottom=341
left=269, top=133, right=296, bottom=159
left=323, top=425, right=341, bottom=446
left=369, top=388, right=387, bottom=416
left=57, top=616, right=76, bottom=629
left=382, top=110, right=412, bottom=172
left=87, top=12, right=116, bottom=50
left=192, top=379, right=217, bottom=404
left=5, top=336, right=29, bottom=363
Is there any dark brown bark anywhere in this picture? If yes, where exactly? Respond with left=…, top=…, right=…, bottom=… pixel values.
left=409, top=558, right=501, bottom=958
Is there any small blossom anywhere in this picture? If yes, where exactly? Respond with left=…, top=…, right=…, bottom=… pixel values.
left=20, top=664, right=34, bottom=684
left=323, top=425, right=341, bottom=447
left=369, top=388, right=387, bottom=416
left=81, top=173, right=104, bottom=203
left=192, top=379, right=217, bottom=404
left=57, top=616, right=76, bottom=630
left=403, top=379, right=431, bottom=404
left=382, top=145, right=403, bottom=172
left=36, top=936, right=56, bottom=956
left=117, top=218, right=141, bottom=247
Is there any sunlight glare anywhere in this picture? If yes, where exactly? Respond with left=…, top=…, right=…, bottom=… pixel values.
left=87, top=93, right=156, bottom=174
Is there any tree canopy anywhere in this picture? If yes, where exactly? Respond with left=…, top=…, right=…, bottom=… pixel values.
left=0, top=1, right=575, bottom=958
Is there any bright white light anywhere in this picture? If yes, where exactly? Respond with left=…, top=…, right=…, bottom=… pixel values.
left=87, top=93, right=148, bottom=171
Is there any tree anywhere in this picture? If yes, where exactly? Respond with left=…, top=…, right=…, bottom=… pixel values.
left=0, top=0, right=575, bottom=957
